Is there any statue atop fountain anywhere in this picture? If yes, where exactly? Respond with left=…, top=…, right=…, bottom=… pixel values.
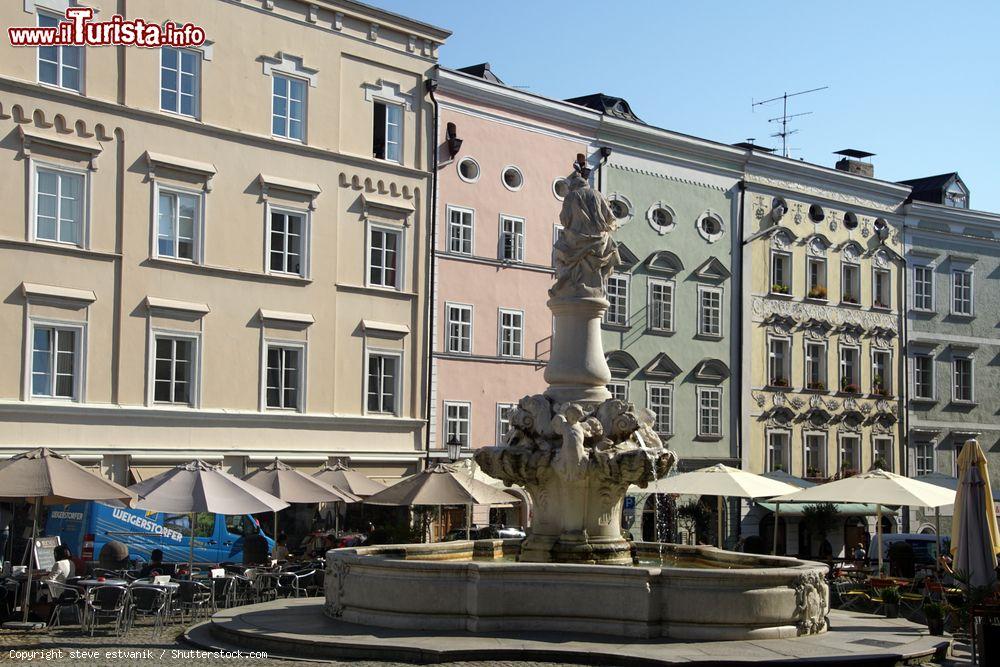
left=475, top=156, right=678, bottom=565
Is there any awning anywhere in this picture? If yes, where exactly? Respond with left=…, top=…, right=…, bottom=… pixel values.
left=758, top=502, right=893, bottom=517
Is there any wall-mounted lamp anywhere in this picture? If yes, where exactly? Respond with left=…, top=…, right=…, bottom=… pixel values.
left=446, top=122, right=463, bottom=158
left=600, top=146, right=613, bottom=159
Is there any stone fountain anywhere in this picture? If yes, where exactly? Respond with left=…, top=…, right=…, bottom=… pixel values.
left=324, top=158, right=830, bottom=640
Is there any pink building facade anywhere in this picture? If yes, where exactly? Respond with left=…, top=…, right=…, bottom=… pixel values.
left=430, top=65, right=600, bottom=457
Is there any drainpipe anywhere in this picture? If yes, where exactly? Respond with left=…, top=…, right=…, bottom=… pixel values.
left=423, top=73, right=440, bottom=470
left=734, top=181, right=746, bottom=466
left=899, top=216, right=911, bottom=532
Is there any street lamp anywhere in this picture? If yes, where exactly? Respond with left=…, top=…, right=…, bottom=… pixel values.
left=446, top=436, right=463, bottom=462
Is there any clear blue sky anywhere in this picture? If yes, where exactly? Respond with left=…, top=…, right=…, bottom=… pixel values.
left=377, top=0, right=1000, bottom=212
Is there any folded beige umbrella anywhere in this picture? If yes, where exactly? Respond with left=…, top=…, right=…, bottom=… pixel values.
left=244, top=459, right=358, bottom=537
left=951, top=440, right=1000, bottom=588
left=365, top=463, right=519, bottom=540
left=313, top=460, right=387, bottom=498
left=0, top=448, right=135, bottom=628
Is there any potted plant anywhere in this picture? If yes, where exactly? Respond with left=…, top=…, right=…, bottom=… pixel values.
left=771, top=283, right=790, bottom=295
left=923, top=602, right=946, bottom=636
left=840, top=461, right=858, bottom=478
left=771, top=376, right=788, bottom=388
left=842, top=293, right=858, bottom=304
left=870, top=457, right=888, bottom=471
left=880, top=586, right=901, bottom=618
left=806, top=466, right=822, bottom=479
left=872, top=375, right=890, bottom=396
left=807, top=285, right=827, bottom=299
left=807, top=380, right=826, bottom=391
left=841, top=377, right=860, bottom=394
left=874, top=300, right=888, bottom=309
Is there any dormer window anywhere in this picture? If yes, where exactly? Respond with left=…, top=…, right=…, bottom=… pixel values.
left=945, top=181, right=968, bottom=209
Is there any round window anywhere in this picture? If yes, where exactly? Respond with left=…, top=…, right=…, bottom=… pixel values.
left=652, top=208, right=671, bottom=227
left=808, top=204, right=825, bottom=223
left=502, top=166, right=523, bottom=191
left=697, top=212, right=725, bottom=243
left=610, top=199, right=630, bottom=220
left=646, top=203, right=675, bottom=234
left=552, top=178, right=569, bottom=200
left=701, top=217, right=721, bottom=235
left=843, top=211, right=859, bottom=230
left=457, top=157, right=480, bottom=183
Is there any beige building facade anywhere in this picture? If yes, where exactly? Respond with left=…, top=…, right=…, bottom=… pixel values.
left=0, top=0, right=449, bottom=482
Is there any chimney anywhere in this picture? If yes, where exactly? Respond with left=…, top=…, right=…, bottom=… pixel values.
left=834, top=149, right=875, bottom=178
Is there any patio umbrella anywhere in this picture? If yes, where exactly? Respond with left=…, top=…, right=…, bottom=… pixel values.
left=0, top=448, right=134, bottom=627
left=644, top=464, right=801, bottom=548
left=916, top=471, right=1000, bottom=562
left=313, top=461, right=387, bottom=498
left=951, top=440, right=1000, bottom=589
left=365, top=463, right=518, bottom=540
left=128, top=460, right=288, bottom=569
left=244, top=459, right=358, bottom=537
left=771, top=469, right=956, bottom=574
left=762, top=470, right=815, bottom=555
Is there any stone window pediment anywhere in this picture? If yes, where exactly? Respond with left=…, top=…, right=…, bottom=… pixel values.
left=261, top=52, right=318, bottom=87
left=693, top=358, right=730, bottom=382
left=644, top=250, right=684, bottom=276
left=806, top=233, right=832, bottom=256
left=768, top=226, right=797, bottom=250
left=642, top=352, right=682, bottom=380
left=615, top=242, right=640, bottom=271
left=606, top=350, right=639, bottom=379
left=692, top=256, right=731, bottom=282
left=840, top=241, right=864, bottom=263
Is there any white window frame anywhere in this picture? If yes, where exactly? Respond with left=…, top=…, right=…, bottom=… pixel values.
left=647, top=278, right=675, bottom=333
left=952, top=355, right=975, bottom=403
left=872, top=436, right=893, bottom=472
left=446, top=205, right=474, bottom=256
left=36, top=10, right=83, bottom=93
left=767, top=335, right=792, bottom=387
left=871, top=348, right=893, bottom=396
left=365, top=222, right=405, bottom=291
left=841, top=261, right=861, bottom=304
left=951, top=268, right=974, bottom=316
left=838, top=433, right=861, bottom=473
left=696, top=385, right=723, bottom=438
left=498, top=214, right=525, bottom=263
left=604, top=273, right=630, bottom=327
left=872, top=267, right=891, bottom=309
left=443, top=401, right=471, bottom=448
left=803, top=432, right=827, bottom=478
left=807, top=256, right=827, bottom=298
left=912, top=353, right=935, bottom=400
left=364, top=347, right=403, bottom=416
left=260, top=340, right=307, bottom=412
left=147, top=329, right=201, bottom=408
left=647, top=383, right=673, bottom=436
left=913, top=264, right=935, bottom=312
left=160, top=46, right=201, bottom=118
left=25, top=317, right=87, bottom=403
left=913, top=441, right=935, bottom=477
left=495, top=402, right=515, bottom=446
left=607, top=381, right=629, bottom=402
left=372, top=98, right=404, bottom=164
left=271, top=73, right=308, bottom=142
left=30, top=161, right=90, bottom=248
left=839, top=344, right=861, bottom=392
left=697, top=285, right=723, bottom=338
left=766, top=430, right=791, bottom=473
left=804, top=340, right=827, bottom=391
left=498, top=308, right=524, bottom=358
left=153, top=182, right=205, bottom=263
left=265, top=203, right=310, bottom=278
left=770, top=250, right=792, bottom=294
left=445, top=302, right=473, bottom=355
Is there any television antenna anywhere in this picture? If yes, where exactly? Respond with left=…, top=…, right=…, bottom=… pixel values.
left=752, top=86, right=828, bottom=157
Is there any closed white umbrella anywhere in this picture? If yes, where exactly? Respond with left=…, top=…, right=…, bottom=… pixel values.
left=644, top=464, right=801, bottom=548
left=313, top=461, right=387, bottom=498
left=244, top=459, right=358, bottom=539
left=772, top=469, right=956, bottom=573
left=951, top=440, right=1000, bottom=588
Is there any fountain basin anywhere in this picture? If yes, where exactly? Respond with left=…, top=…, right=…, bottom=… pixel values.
left=325, top=540, right=829, bottom=641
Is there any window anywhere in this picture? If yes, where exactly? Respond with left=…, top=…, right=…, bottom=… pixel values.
left=163, top=512, right=214, bottom=539
left=38, top=12, right=81, bottom=91
left=697, top=387, right=722, bottom=438
left=914, top=442, right=934, bottom=476
left=768, top=337, right=791, bottom=387
left=913, top=266, right=934, bottom=311
left=839, top=346, right=860, bottom=393
left=268, top=209, right=306, bottom=276
left=156, top=188, right=200, bottom=260
left=607, top=381, right=628, bottom=402
left=807, top=257, right=827, bottom=299
left=698, top=286, right=722, bottom=337
left=767, top=432, right=790, bottom=473
left=841, top=263, right=860, bottom=304
left=444, top=402, right=471, bottom=447
left=496, top=403, right=515, bottom=445
left=160, top=47, right=200, bottom=117
left=873, top=268, right=891, bottom=309
left=873, top=437, right=892, bottom=471
left=953, top=357, right=974, bottom=403
left=913, top=354, right=934, bottom=399
left=368, top=226, right=401, bottom=289
left=872, top=350, right=892, bottom=396
left=839, top=435, right=860, bottom=474
left=501, top=166, right=523, bottom=191
left=35, top=166, right=85, bottom=246
left=366, top=351, right=399, bottom=414
left=770, top=252, right=791, bottom=294
left=805, top=341, right=827, bottom=391
left=605, top=274, right=629, bottom=327
left=447, top=207, right=473, bottom=255
left=945, top=182, right=968, bottom=209
left=445, top=304, right=473, bottom=354
left=457, top=158, right=480, bottom=183
left=30, top=325, right=79, bottom=399
left=372, top=100, right=402, bottom=162
left=153, top=336, right=195, bottom=405
left=265, top=345, right=302, bottom=410
left=272, top=75, right=306, bottom=141
left=648, top=279, right=674, bottom=332
left=498, top=309, right=523, bottom=358
left=952, top=269, right=973, bottom=315
left=499, top=216, right=524, bottom=262
left=552, top=178, right=569, bottom=200
left=804, top=433, right=826, bottom=478
left=647, top=384, right=672, bottom=436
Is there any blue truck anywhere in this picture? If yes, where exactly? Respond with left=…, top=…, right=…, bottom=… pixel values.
left=45, top=501, right=272, bottom=566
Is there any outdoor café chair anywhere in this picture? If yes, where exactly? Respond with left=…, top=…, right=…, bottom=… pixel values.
left=176, top=580, right=212, bottom=621
left=83, top=585, right=130, bottom=636
left=46, top=581, right=82, bottom=627
left=127, top=586, right=168, bottom=634
left=831, top=578, right=870, bottom=612
left=273, top=571, right=307, bottom=598
left=209, top=576, right=232, bottom=610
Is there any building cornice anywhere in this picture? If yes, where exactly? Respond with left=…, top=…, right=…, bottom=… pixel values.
left=904, top=201, right=1000, bottom=231
left=310, top=0, right=451, bottom=41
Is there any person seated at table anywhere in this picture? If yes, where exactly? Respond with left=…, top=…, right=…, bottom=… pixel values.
left=139, top=549, right=165, bottom=578
left=98, top=540, right=129, bottom=571
left=242, top=527, right=270, bottom=565
left=30, top=545, right=74, bottom=620
left=273, top=534, right=290, bottom=562
left=852, top=542, right=867, bottom=565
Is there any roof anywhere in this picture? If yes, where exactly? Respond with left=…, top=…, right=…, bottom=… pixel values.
left=835, top=149, right=876, bottom=159
left=456, top=63, right=504, bottom=85
left=564, top=93, right=644, bottom=124
left=898, top=172, right=960, bottom=204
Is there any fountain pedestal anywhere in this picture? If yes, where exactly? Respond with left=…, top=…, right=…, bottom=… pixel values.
left=544, top=296, right=612, bottom=405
